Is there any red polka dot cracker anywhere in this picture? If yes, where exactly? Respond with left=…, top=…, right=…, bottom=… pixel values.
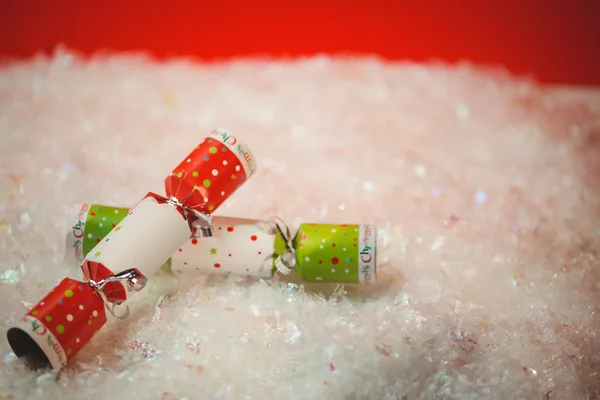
left=164, top=129, right=257, bottom=215
left=7, top=130, right=257, bottom=375
left=7, top=278, right=107, bottom=372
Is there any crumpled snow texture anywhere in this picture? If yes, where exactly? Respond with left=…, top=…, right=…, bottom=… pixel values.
left=1, top=50, right=600, bottom=400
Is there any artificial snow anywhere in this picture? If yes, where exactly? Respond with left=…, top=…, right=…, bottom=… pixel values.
left=1, top=49, right=599, bottom=399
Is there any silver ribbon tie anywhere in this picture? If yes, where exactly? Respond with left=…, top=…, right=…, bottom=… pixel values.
left=164, top=195, right=214, bottom=239
left=85, top=268, right=147, bottom=319
left=263, top=217, right=297, bottom=275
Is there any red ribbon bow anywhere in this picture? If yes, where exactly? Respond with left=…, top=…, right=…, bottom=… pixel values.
left=80, top=260, right=147, bottom=319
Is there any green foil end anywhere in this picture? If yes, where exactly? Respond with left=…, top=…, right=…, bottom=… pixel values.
left=293, top=223, right=377, bottom=283
left=81, top=205, right=129, bottom=255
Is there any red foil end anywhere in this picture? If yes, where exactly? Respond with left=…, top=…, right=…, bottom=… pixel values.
left=7, top=277, right=107, bottom=372
left=165, top=131, right=256, bottom=215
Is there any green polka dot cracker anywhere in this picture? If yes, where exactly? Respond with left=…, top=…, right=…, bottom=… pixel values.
left=293, top=223, right=377, bottom=283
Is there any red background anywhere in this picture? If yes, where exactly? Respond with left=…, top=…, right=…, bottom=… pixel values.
left=0, top=0, right=599, bottom=85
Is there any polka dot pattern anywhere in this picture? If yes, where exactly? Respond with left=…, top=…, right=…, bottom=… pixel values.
left=163, top=136, right=251, bottom=216
left=24, top=277, right=108, bottom=365
left=294, top=223, right=373, bottom=283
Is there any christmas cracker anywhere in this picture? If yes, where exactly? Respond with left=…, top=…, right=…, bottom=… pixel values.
left=7, top=129, right=256, bottom=373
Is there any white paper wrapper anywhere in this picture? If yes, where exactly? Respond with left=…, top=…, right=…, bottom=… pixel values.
left=84, top=196, right=191, bottom=280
